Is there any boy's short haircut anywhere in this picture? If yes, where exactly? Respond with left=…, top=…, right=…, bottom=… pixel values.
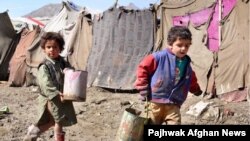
left=40, top=32, right=65, bottom=51
left=167, top=26, right=192, bottom=46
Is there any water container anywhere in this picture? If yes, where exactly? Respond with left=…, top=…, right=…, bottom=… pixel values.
left=116, top=108, right=149, bottom=141
left=63, top=68, right=87, bottom=101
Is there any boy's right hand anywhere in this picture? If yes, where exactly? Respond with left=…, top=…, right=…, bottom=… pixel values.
left=138, top=90, right=149, bottom=101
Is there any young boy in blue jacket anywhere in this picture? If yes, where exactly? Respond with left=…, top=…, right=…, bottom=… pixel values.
left=134, top=26, right=202, bottom=125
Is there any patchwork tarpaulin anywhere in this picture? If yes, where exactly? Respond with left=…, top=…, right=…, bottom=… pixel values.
left=207, top=0, right=237, bottom=52
left=0, top=11, right=18, bottom=80
left=87, top=7, right=155, bottom=90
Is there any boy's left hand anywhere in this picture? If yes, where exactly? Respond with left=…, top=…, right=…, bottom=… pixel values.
left=59, top=92, right=65, bottom=103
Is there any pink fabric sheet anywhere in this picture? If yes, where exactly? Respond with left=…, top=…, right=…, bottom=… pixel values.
left=172, top=0, right=237, bottom=52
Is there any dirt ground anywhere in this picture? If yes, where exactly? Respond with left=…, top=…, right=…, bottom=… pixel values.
left=0, top=81, right=249, bottom=141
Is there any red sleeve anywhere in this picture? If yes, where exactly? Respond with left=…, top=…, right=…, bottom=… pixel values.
left=189, top=70, right=201, bottom=93
left=134, top=54, right=157, bottom=91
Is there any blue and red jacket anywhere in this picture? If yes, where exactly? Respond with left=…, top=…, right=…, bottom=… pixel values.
left=134, top=49, right=201, bottom=106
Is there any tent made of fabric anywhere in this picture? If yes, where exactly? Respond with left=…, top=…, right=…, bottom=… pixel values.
left=0, top=11, right=19, bottom=80
left=87, top=7, right=155, bottom=90
left=8, top=26, right=40, bottom=86
left=44, top=1, right=83, bottom=32
left=63, top=11, right=93, bottom=71
left=215, top=1, right=249, bottom=94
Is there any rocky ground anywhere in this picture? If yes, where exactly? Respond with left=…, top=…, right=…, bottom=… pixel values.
left=0, top=81, right=249, bottom=141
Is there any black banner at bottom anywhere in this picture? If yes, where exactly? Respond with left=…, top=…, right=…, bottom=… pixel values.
left=144, top=125, right=250, bottom=140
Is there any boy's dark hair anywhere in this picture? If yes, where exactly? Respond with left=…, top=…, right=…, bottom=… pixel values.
left=40, top=32, right=65, bottom=51
left=167, top=26, right=192, bottom=46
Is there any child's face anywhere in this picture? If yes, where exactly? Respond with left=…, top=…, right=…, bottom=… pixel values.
left=43, top=39, right=61, bottom=59
left=169, top=38, right=191, bottom=58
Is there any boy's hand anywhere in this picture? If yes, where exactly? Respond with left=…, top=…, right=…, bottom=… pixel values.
left=138, top=95, right=147, bottom=101
left=138, top=90, right=149, bottom=101
left=63, top=68, right=70, bottom=73
left=193, top=90, right=203, bottom=96
left=59, top=92, right=65, bottom=103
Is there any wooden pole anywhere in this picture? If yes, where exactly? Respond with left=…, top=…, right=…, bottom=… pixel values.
left=218, top=0, right=222, bottom=47
left=114, top=0, right=119, bottom=7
